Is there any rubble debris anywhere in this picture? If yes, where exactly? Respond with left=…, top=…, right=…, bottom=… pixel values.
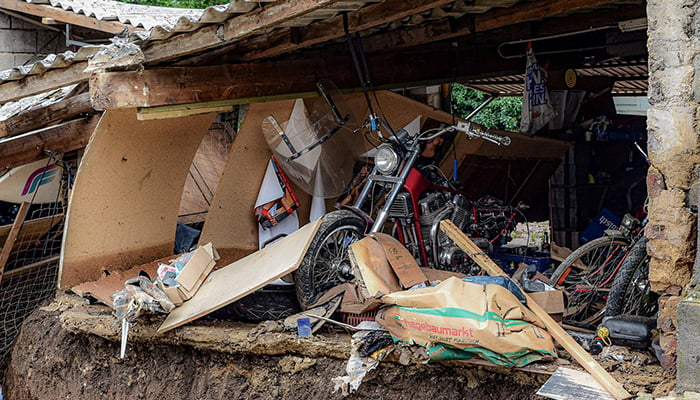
left=158, top=220, right=321, bottom=333
left=441, top=219, right=632, bottom=400
left=332, top=322, right=392, bottom=396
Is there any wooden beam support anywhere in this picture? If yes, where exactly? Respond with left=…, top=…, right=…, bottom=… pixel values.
left=440, top=220, right=633, bottom=400
left=361, top=0, right=633, bottom=53
left=0, top=92, right=93, bottom=138
left=234, top=0, right=458, bottom=61
left=0, top=202, right=30, bottom=283
left=0, top=115, right=98, bottom=174
left=141, top=0, right=344, bottom=63
left=90, top=47, right=523, bottom=109
left=0, top=62, right=91, bottom=106
left=0, top=0, right=142, bottom=34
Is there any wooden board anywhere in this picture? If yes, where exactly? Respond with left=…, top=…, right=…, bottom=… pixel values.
left=60, top=109, right=214, bottom=288
left=537, top=367, right=615, bottom=400
left=440, top=220, right=632, bottom=400
left=158, top=219, right=321, bottom=333
left=0, top=202, right=30, bottom=281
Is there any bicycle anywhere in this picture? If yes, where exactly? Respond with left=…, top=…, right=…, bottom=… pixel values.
left=549, top=212, right=657, bottom=328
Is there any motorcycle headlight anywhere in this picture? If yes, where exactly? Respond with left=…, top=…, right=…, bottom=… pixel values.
left=375, top=144, right=399, bottom=174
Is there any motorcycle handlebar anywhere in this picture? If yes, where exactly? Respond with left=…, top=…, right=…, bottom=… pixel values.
left=454, top=121, right=512, bottom=146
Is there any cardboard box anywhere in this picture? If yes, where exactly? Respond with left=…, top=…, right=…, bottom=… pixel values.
left=161, top=242, right=219, bottom=306
left=528, top=290, right=565, bottom=321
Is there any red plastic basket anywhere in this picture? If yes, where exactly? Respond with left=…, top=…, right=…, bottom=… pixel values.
left=341, top=311, right=377, bottom=327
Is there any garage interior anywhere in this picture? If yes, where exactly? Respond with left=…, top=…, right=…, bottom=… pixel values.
left=0, top=0, right=697, bottom=397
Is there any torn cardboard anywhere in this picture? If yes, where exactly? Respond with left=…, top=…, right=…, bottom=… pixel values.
left=159, top=243, right=219, bottom=306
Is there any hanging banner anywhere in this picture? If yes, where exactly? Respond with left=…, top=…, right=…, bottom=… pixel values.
left=520, top=44, right=555, bottom=136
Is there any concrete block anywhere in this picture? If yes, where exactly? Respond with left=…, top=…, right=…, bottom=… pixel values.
left=0, top=14, right=10, bottom=29
left=676, top=290, right=700, bottom=392
left=0, top=30, right=37, bottom=53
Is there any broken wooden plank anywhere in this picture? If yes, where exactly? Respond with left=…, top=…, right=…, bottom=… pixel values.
left=537, top=367, right=616, bottom=400
left=158, top=219, right=321, bottom=333
left=0, top=116, right=98, bottom=174
left=0, top=202, right=30, bottom=283
left=0, top=62, right=91, bottom=106
left=440, top=220, right=632, bottom=400
left=0, top=92, right=92, bottom=138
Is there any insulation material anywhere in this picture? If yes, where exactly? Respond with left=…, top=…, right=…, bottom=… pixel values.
left=376, top=277, right=557, bottom=367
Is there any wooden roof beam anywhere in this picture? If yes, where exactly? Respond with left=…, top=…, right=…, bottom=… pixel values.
left=232, top=0, right=458, bottom=62
left=0, top=62, right=91, bottom=105
left=0, top=115, right=98, bottom=174
left=0, top=0, right=142, bottom=34
left=361, top=0, right=643, bottom=53
left=0, top=92, right=93, bottom=138
left=90, top=46, right=522, bottom=110
left=141, top=0, right=345, bottom=64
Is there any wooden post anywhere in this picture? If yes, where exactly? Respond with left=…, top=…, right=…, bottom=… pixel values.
left=440, top=220, right=632, bottom=400
left=0, top=202, right=31, bottom=284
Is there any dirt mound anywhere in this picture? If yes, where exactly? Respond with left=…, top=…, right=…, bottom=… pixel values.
left=4, top=293, right=548, bottom=400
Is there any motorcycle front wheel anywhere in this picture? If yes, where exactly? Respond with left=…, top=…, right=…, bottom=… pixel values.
left=294, top=209, right=366, bottom=309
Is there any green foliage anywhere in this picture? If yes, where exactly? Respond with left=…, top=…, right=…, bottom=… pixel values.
left=450, top=84, right=522, bottom=132
left=120, top=0, right=222, bottom=8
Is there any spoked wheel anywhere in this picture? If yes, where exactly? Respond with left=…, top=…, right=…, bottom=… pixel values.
left=549, top=235, right=632, bottom=328
left=606, top=237, right=658, bottom=318
left=294, top=209, right=366, bottom=309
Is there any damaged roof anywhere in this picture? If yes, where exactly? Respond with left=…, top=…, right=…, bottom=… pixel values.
left=0, top=0, right=649, bottom=105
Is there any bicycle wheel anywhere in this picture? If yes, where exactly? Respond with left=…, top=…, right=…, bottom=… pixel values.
left=606, top=237, right=658, bottom=317
left=550, top=235, right=632, bottom=327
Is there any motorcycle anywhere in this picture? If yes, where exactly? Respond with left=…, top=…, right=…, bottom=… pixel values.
left=291, top=111, right=525, bottom=309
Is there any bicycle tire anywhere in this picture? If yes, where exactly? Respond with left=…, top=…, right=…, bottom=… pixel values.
left=550, top=235, right=632, bottom=326
left=606, top=236, right=657, bottom=317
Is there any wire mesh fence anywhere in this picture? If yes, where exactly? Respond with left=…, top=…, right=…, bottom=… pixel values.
left=0, top=153, right=72, bottom=379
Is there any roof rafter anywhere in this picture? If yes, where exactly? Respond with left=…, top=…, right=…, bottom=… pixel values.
left=141, top=0, right=346, bottom=64
left=0, top=0, right=142, bottom=34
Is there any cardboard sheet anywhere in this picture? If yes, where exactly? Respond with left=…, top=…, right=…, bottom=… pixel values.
left=158, top=219, right=321, bottom=333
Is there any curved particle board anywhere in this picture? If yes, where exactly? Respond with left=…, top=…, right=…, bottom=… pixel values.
left=60, top=108, right=215, bottom=288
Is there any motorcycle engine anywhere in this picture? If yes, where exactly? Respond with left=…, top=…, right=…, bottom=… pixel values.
left=416, top=193, right=483, bottom=273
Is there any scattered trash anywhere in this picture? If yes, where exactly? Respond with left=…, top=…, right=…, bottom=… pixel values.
left=112, top=274, right=175, bottom=358
left=157, top=242, right=219, bottom=306
left=537, top=367, right=616, bottom=400
left=332, top=325, right=392, bottom=396
left=297, top=317, right=312, bottom=337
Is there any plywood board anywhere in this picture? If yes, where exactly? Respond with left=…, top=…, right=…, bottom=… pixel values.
left=61, top=109, right=215, bottom=288
left=158, top=219, right=321, bottom=333
left=537, top=367, right=615, bottom=400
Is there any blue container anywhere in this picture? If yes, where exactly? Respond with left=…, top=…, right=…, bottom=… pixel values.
left=491, top=248, right=552, bottom=275
left=580, top=208, right=621, bottom=244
